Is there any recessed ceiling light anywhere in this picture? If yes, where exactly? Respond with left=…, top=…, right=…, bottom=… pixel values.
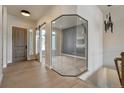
left=21, top=10, right=30, bottom=17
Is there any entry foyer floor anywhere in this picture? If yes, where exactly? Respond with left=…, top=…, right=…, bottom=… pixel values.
left=0, top=61, right=94, bottom=88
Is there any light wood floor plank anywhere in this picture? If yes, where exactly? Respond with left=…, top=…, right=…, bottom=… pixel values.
left=0, top=61, right=94, bottom=88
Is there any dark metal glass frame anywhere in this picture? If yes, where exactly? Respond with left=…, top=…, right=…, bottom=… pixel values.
left=51, top=14, right=88, bottom=77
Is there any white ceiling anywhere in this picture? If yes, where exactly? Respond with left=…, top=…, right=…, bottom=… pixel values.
left=6, top=5, right=54, bottom=22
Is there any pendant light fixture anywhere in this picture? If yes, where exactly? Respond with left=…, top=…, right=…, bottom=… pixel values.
left=104, top=5, right=113, bottom=33
left=21, top=10, right=30, bottom=17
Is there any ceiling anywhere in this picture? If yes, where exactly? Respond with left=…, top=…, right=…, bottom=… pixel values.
left=6, top=5, right=122, bottom=24
left=6, top=5, right=54, bottom=23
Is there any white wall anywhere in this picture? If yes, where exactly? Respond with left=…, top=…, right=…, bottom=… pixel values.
left=0, top=5, right=3, bottom=84
left=77, top=5, right=103, bottom=80
left=7, top=14, right=35, bottom=63
left=103, top=6, right=124, bottom=68
left=3, top=6, right=7, bottom=68
left=36, top=5, right=77, bottom=68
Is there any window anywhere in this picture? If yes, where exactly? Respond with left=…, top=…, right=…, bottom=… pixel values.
left=42, top=29, right=46, bottom=51
left=35, top=29, right=40, bottom=54
left=52, top=32, right=56, bottom=50
left=29, top=29, right=34, bottom=55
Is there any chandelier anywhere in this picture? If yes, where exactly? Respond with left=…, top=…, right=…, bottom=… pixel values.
left=104, top=5, right=113, bottom=33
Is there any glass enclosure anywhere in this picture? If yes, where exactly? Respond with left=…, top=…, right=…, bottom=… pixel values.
left=51, top=14, right=88, bottom=76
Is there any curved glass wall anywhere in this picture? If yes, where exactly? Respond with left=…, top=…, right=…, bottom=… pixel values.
left=51, top=14, right=88, bottom=76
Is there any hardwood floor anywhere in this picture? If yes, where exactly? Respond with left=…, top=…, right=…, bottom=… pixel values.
left=52, top=55, right=86, bottom=76
left=0, top=61, right=94, bottom=88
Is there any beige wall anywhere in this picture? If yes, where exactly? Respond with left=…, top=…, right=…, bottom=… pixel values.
left=0, top=5, right=3, bottom=84
left=7, top=14, right=36, bottom=64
